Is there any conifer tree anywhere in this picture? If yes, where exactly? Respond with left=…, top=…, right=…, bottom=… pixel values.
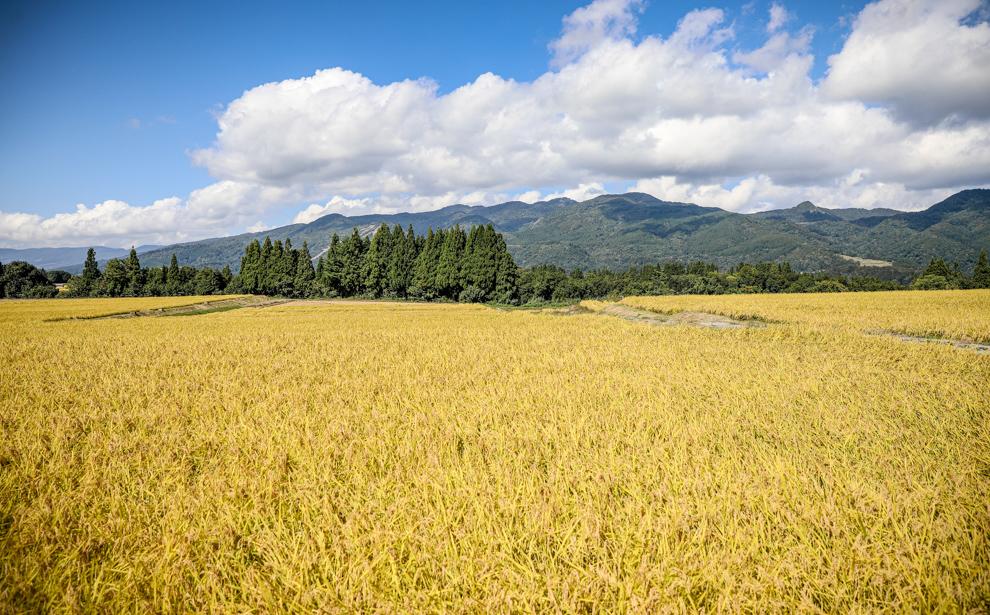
left=315, top=255, right=325, bottom=285
left=973, top=249, right=990, bottom=289
left=340, top=228, right=367, bottom=296
left=193, top=268, right=218, bottom=295
left=320, top=233, right=343, bottom=296
left=386, top=225, right=417, bottom=297
left=410, top=228, right=442, bottom=299
left=165, top=254, right=182, bottom=295
left=236, top=240, right=262, bottom=293
left=79, top=247, right=101, bottom=296
left=124, top=247, right=144, bottom=296
left=436, top=225, right=466, bottom=299
left=493, top=230, right=519, bottom=304
left=220, top=265, right=233, bottom=291
left=461, top=224, right=498, bottom=299
left=363, top=225, right=393, bottom=297
left=294, top=241, right=316, bottom=297
left=922, top=257, right=953, bottom=279
left=260, top=237, right=274, bottom=294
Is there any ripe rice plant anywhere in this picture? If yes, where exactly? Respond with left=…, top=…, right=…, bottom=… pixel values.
left=1, top=293, right=988, bottom=611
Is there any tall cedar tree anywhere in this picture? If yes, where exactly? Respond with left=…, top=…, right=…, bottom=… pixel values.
left=260, top=237, right=274, bottom=294
left=320, top=234, right=342, bottom=295
left=165, top=254, right=182, bottom=296
left=238, top=240, right=262, bottom=293
left=410, top=228, right=443, bottom=299
left=125, top=247, right=144, bottom=296
left=364, top=225, right=393, bottom=297
left=493, top=231, right=519, bottom=303
left=295, top=242, right=316, bottom=297
left=80, top=247, right=101, bottom=294
left=387, top=225, right=417, bottom=297
left=462, top=225, right=498, bottom=299
left=340, top=228, right=367, bottom=296
left=436, top=225, right=466, bottom=299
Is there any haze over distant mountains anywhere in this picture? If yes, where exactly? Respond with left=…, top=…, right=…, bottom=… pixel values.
left=46, top=189, right=990, bottom=278
left=0, top=245, right=162, bottom=271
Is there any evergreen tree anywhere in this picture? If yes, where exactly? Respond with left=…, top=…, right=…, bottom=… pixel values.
left=493, top=231, right=519, bottom=304
left=265, top=239, right=296, bottom=296
left=436, top=225, right=466, bottom=299
left=320, top=233, right=343, bottom=296
left=340, top=228, right=367, bottom=296
left=165, top=254, right=182, bottom=295
left=410, top=228, right=442, bottom=299
left=972, top=249, right=990, bottom=289
left=260, top=237, right=274, bottom=294
left=387, top=225, right=417, bottom=297
left=921, top=257, right=954, bottom=279
left=80, top=247, right=101, bottom=296
left=236, top=240, right=262, bottom=293
left=363, top=225, right=393, bottom=297
left=124, top=247, right=145, bottom=296
left=461, top=224, right=498, bottom=300
left=294, top=241, right=316, bottom=297
left=193, top=268, right=218, bottom=295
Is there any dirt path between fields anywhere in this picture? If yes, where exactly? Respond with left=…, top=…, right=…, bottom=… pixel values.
left=539, top=302, right=764, bottom=329
left=868, top=331, right=990, bottom=354
left=49, top=296, right=292, bottom=321
left=600, top=304, right=765, bottom=329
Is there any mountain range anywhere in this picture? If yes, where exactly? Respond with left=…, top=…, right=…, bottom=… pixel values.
left=43, top=189, right=990, bottom=279
left=0, top=245, right=162, bottom=271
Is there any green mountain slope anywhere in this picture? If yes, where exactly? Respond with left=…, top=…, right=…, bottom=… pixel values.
left=64, top=189, right=990, bottom=275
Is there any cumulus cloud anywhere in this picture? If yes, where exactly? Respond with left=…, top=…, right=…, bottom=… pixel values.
left=823, top=0, right=990, bottom=124
left=3, top=0, right=990, bottom=247
left=632, top=173, right=971, bottom=213
left=550, top=0, right=643, bottom=67
left=0, top=181, right=296, bottom=248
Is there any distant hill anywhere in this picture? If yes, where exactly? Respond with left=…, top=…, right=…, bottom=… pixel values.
left=57, top=189, right=990, bottom=277
left=0, top=245, right=162, bottom=271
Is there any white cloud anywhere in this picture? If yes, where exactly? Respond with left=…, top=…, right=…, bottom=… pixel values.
left=512, top=190, right=543, bottom=204
left=767, top=3, right=791, bottom=33
left=549, top=0, right=643, bottom=67
left=823, top=0, right=990, bottom=124
left=3, top=0, right=990, bottom=247
left=293, top=196, right=377, bottom=223
left=0, top=181, right=296, bottom=248
left=631, top=173, right=971, bottom=213
left=544, top=183, right=608, bottom=202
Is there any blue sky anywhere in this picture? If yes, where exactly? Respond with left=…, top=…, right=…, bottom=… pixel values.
left=1, top=0, right=861, bottom=217
left=1, top=0, right=988, bottom=247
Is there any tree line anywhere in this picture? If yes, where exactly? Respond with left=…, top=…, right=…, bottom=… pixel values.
left=232, top=224, right=518, bottom=303
left=516, top=250, right=990, bottom=302
left=2, top=231, right=988, bottom=301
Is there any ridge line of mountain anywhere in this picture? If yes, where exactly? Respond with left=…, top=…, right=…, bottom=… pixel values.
left=9, top=188, right=988, bottom=278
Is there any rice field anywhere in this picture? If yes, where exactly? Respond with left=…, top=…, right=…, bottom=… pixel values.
left=1, top=292, right=989, bottom=612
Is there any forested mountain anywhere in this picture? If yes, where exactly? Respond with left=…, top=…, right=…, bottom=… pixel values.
left=60, top=189, right=990, bottom=276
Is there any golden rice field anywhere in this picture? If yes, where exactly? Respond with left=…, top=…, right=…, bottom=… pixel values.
left=1, top=292, right=989, bottom=612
